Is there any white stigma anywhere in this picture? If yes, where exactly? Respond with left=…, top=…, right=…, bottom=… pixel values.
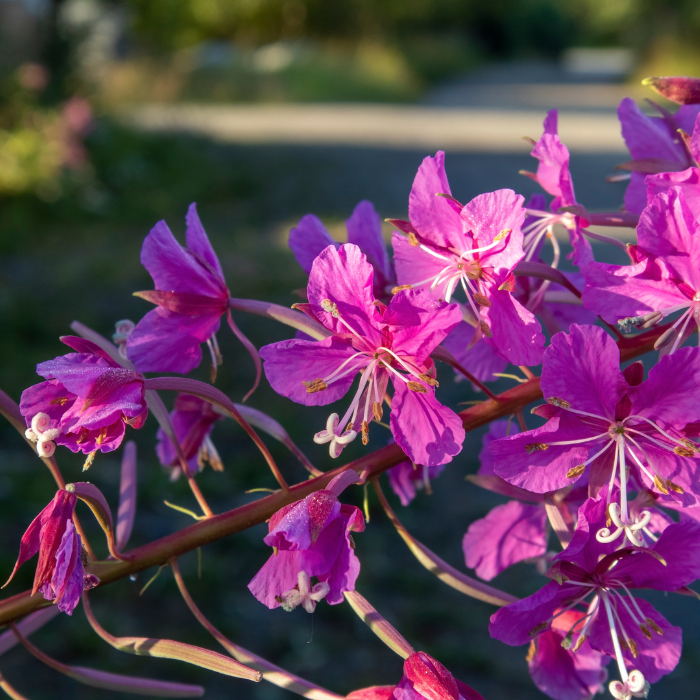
left=113, top=319, right=135, bottom=359
left=27, top=412, right=61, bottom=458
left=609, top=670, right=648, bottom=699
left=314, top=413, right=358, bottom=459
left=279, top=571, right=330, bottom=613
left=596, top=503, right=651, bottom=547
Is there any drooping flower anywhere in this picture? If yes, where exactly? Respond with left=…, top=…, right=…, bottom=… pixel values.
left=391, top=152, right=545, bottom=366
left=490, top=324, right=700, bottom=545
left=156, top=393, right=222, bottom=477
left=289, top=200, right=395, bottom=299
left=260, top=243, right=465, bottom=466
left=520, top=111, right=593, bottom=267
left=20, top=336, right=148, bottom=460
left=347, top=651, right=485, bottom=700
left=248, top=471, right=364, bottom=611
left=583, top=186, right=700, bottom=352
left=127, top=203, right=260, bottom=395
left=490, top=494, right=700, bottom=696
left=616, top=97, right=700, bottom=214
left=3, top=490, right=99, bottom=614
left=526, top=609, right=609, bottom=700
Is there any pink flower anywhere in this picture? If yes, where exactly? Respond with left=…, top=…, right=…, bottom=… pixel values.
left=583, top=186, right=700, bottom=352
left=248, top=472, right=365, bottom=610
left=527, top=609, right=609, bottom=700
left=3, top=490, right=98, bottom=615
left=391, top=152, right=545, bottom=366
left=289, top=200, right=395, bottom=299
left=20, top=336, right=147, bottom=457
left=616, top=97, right=700, bottom=214
left=261, top=243, right=465, bottom=466
left=127, top=203, right=259, bottom=393
left=490, top=325, right=700, bottom=542
left=156, top=394, right=222, bottom=476
left=520, top=112, right=593, bottom=267
left=490, top=494, right=700, bottom=694
left=387, top=449, right=445, bottom=507
left=347, top=651, right=485, bottom=700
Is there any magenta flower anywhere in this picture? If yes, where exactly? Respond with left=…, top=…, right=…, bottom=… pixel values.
left=616, top=97, right=700, bottom=214
left=490, top=324, right=700, bottom=544
left=248, top=471, right=364, bottom=611
left=289, top=200, right=395, bottom=299
left=260, top=243, right=465, bottom=466
left=583, top=186, right=700, bottom=352
left=20, top=336, right=147, bottom=458
left=347, top=651, right=485, bottom=700
left=440, top=321, right=507, bottom=387
left=520, top=112, right=593, bottom=267
left=3, top=490, right=98, bottom=615
left=127, top=203, right=260, bottom=394
left=156, top=393, right=222, bottom=476
left=527, top=609, right=609, bottom=700
left=490, top=494, right=700, bottom=695
left=391, top=151, right=545, bottom=367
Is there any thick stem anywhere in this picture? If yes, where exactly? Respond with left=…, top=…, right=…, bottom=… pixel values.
left=171, top=559, right=342, bottom=700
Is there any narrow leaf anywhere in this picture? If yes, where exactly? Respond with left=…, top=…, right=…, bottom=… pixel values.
left=343, top=591, right=415, bottom=659
left=117, top=441, right=138, bottom=550
left=373, top=480, right=517, bottom=607
left=12, top=624, right=204, bottom=697
left=83, top=593, right=262, bottom=682
left=0, top=607, right=59, bottom=657
left=228, top=298, right=330, bottom=340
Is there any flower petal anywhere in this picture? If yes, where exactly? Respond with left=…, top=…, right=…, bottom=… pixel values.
left=185, top=202, right=225, bottom=280
left=346, top=201, right=394, bottom=288
left=247, top=550, right=300, bottom=609
left=289, top=214, right=338, bottom=274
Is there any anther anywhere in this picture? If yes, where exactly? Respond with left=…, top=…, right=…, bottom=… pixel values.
left=473, top=292, right=491, bottom=306
left=49, top=397, right=68, bottom=406
left=373, top=401, right=383, bottom=422
left=418, top=373, right=439, bottom=387
left=646, top=618, right=663, bottom=635
left=494, top=229, right=511, bottom=242
left=546, top=396, right=571, bottom=409
left=674, top=445, right=694, bottom=457
left=529, top=622, right=549, bottom=637
left=321, top=299, right=340, bottom=318
left=566, top=464, right=585, bottom=478
left=407, top=232, right=420, bottom=247
left=479, top=320, right=492, bottom=338
left=407, top=381, right=427, bottom=393
left=628, top=639, right=638, bottom=658
left=639, top=624, right=652, bottom=640
left=83, top=451, right=96, bottom=471
left=618, top=635, right=630, bottom=653
left=361, top=421, right=369, bottom=446
left=525, top=443, right=549, bottom=454
left=391, top=284, right=413, bottom=294
left=525, top=641, right=536, bottom=662
left=681, top=438, right=700, bottom=452
left=571, top=634, right=587, bottom=652
left=666, top=479, right=684, bottom=493
left=303, top=378, right=328, bottom=393
left=561, top=632, right=573, bottom=650
left=653, top=475, right=669, bottom=495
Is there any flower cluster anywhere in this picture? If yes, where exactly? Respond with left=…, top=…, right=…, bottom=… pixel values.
left=6, top=74, right=700, bottom=700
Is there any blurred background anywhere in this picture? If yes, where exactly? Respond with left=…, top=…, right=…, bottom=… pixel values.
left=2, top=0, right=700, bottom=698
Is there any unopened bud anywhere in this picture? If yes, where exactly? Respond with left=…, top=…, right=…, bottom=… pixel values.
left=566, top=464, right=585, bottom=479
left=303, top=378, right=328, bottom=393
left=407, top=381, right=427, bottom=393
left=321, top=299, right=340, bottom=317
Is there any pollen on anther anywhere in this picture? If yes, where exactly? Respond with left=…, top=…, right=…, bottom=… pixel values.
left=653, top=475, right=670, bottom=495
left=407, top=381, right=428, bottom=393
left=303, top=378, right=328, bottom=393
left=479, top=320, right=492, bottom=338
left=525, top=442, right=549, bottom=455
left=494, top=228, right=511, bottom=242
left=529, top=622, right=549, bottom=637
left=321, top=299, right=340, bottom=317
left=407, top=232, right=420, bottom=247
left=571, top=634, right=587, bottom=653
left=418, top=373, right=439, bottom=387
left=566, top=464, right=585, bottom=479
left=391, top=284, right=413, bottom=294
left=473, top=292, right=491, bottom=307
left=639, top=624, right=653, bottom=640
left=674, top=446, right=695, bottom=457
left=373, top=401, right=383, bottom=422
left=646, top=618, right=663, bottom=635
left=361, top=421, right=369, bottom=446
left=546, top=396, right=571, bottom=409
